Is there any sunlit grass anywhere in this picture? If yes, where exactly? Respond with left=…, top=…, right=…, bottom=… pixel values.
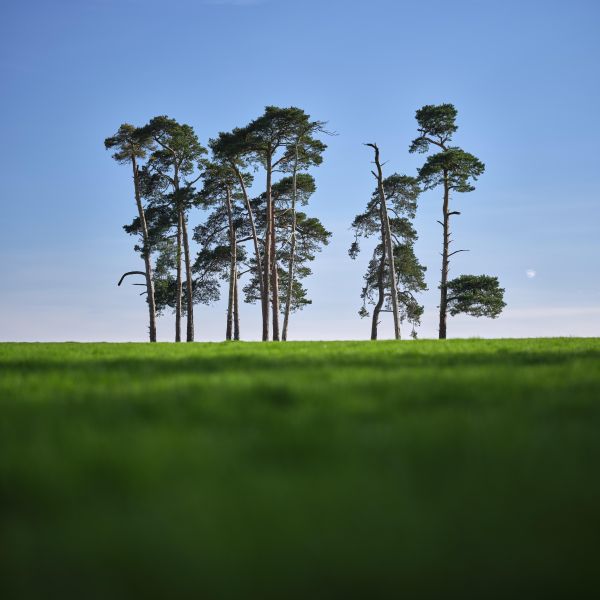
left=1, top=338, right=599, bottom=598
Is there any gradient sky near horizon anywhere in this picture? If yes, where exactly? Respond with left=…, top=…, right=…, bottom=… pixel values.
left=1, top=0, right=599, bottom=342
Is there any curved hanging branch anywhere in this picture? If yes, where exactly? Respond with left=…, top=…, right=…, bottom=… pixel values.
left=117, top=271, right=147, bottom=287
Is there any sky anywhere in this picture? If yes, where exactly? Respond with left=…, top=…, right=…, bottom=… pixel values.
left=0, top=0, right=599, bottom=342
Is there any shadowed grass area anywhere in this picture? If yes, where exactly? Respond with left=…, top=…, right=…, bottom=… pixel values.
left=1, top=338, right=599, bottom=598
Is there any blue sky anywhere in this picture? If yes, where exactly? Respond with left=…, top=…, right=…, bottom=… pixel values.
left=1, top=0, right=599, bottom=341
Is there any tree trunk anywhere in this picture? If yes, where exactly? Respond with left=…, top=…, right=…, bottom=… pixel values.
left=439, top=172, right=450, bottom=340
left=131, top=156, right=157, bottom=343
left=282, top=146, right=298, bottom=342
left=371, top=207, right=388, bottom=341
left=172, top=160, right=193, bottom=343
left=272, top=247, right=280, bottom=341
left=226, top=298, right=233, bottom=340
left=266, top=154, right=278, bottom=341
left=370, top=144, right=401, bottom=340
left=181, top=212, right=194, bottom=342
left=175, top=210, right=183, bottom=343
left=371, top=254, right=386, bottom=340
left=233, top=276, right=240, bottom=341
left=225, top=187, right=236, bottom=341
left=232, top=162, right=265, bottom=342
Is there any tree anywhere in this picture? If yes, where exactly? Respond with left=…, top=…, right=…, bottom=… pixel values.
left=244, top=106, right=327, bottom=341
left=104, top=124, right=158, bottom=342
left=364, top=144, right=402, bottom=339
left=194, top=161, right=252, bottom=340
left=243, top=175, right=331, bottom=330
left=280, top=117, right=327, bottom=341
left=209, top=130, right=265, bottom=340
left=142, top=235, right=221, bottom=327
left=129, top=195, right=221, bottom=327
left=446, top=275, right=505, bottom=318
left=243, top=107, right=296, bottom=341
left=138, top=116, right=206, bottom=342
left=209, top=107, right=327, bottom=341
left=273, top=175, right=330, bottom=339
left=410, top=104, right=488, bottom=339
left=350, top=174, right=426, bottom=340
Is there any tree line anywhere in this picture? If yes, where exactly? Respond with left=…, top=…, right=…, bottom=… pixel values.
left=105, top=104, right=505, bottom=342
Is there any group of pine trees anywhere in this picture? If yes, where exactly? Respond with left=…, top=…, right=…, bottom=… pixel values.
left=105, top=104, right=505, bottom=342
left=351, top=104, right=506, bottom=340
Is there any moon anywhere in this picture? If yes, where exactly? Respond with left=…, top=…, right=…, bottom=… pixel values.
left=526, top=269, right=536, bottom=279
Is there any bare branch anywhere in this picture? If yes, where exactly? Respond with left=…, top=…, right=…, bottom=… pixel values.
left=187, top=173, right=203, bottom=187
left=448, top=249, right=470, bottom=258
left=417, top=134, right=447, bottom=150
left=118, top=271, right=146, bottom=286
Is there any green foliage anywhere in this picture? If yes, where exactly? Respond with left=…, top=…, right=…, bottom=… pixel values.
left=209, top=128, right=252, bottom=168
left=277, top=211, right=331, bottom=313
left=409, top=103, right=458, bottom=153
left=379, top=173, right=421, bottom=216
left=418, top=147, right=485, bottom=192
left=139, top=116, right=207, bottom=180
left=198, top=160, right=252, bottom=208
left=410, top=103, right=485, bottom=196
left=216, top=106, right=328, bottom=180
left=124, top=204, right=176, bottom=257
left=151, top=237, right=176, bottom=315
left=271, top=173, right=316, bottom=204
left=447, top=274, right=506, bottom=318
left=243, top=183, right=331, bottom=311
left=192, top=170, right=250, bottom=298
left=350, top=174, right=426, bottom=329
left=104, top=123, right=152, bottom=163
left=1, top=339, right=599, bottom=597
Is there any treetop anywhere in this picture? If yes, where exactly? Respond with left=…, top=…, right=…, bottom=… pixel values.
left=409, top=103, right=458, bottom=153
left=104, top=123, right=153, bottom=164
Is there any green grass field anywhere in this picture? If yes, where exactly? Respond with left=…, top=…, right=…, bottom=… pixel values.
left=1, top=338, right=599, bottom=598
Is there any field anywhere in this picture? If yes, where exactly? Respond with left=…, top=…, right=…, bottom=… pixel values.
left=1, top=338, right=599, bottom=598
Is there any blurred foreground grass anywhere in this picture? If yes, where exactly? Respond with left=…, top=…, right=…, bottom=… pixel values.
left=1, top=338, right=599, bottom=598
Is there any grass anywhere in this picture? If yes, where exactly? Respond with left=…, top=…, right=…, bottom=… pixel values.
left=1, top=338, right=599, bottom=598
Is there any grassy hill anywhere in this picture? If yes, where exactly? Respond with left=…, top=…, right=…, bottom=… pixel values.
left=1, top=338, right=599, bottom=598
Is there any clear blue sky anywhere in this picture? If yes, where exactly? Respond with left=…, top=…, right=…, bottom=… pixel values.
left=1, top=0, right=599, bottom=341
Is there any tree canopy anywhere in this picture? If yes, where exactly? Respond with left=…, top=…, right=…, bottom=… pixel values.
left=447, top=275, right=506, bottom=318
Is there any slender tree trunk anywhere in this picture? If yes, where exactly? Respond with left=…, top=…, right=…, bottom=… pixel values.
left=226, top=293, right=234, bottom=340
left=272, top=243, right=280, bottom=341
left=172, top=161, right=194, bottom=343
left=264, top=155, right=273, bottom=341
left=370, top=144, right=401, bottom=340
left=371, top=207, right=387, bottom=341
left=439, top=172, right=450, bottom=340
left=282, top=147, right=299, bottom=342
left=175, top=211, right=182, bottom=343
left=225, top=187, right=236, bottom=341
left=233, top=276, right=240, bottom=341
left=232, top=162, right=265, bottom=341
left=131, top=156, right=157, bottom=343
left=181, top=211, right=194, bottom=342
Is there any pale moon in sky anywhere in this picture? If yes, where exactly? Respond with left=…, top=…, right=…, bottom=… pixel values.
left=526, top=269, right=537, bottom=279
